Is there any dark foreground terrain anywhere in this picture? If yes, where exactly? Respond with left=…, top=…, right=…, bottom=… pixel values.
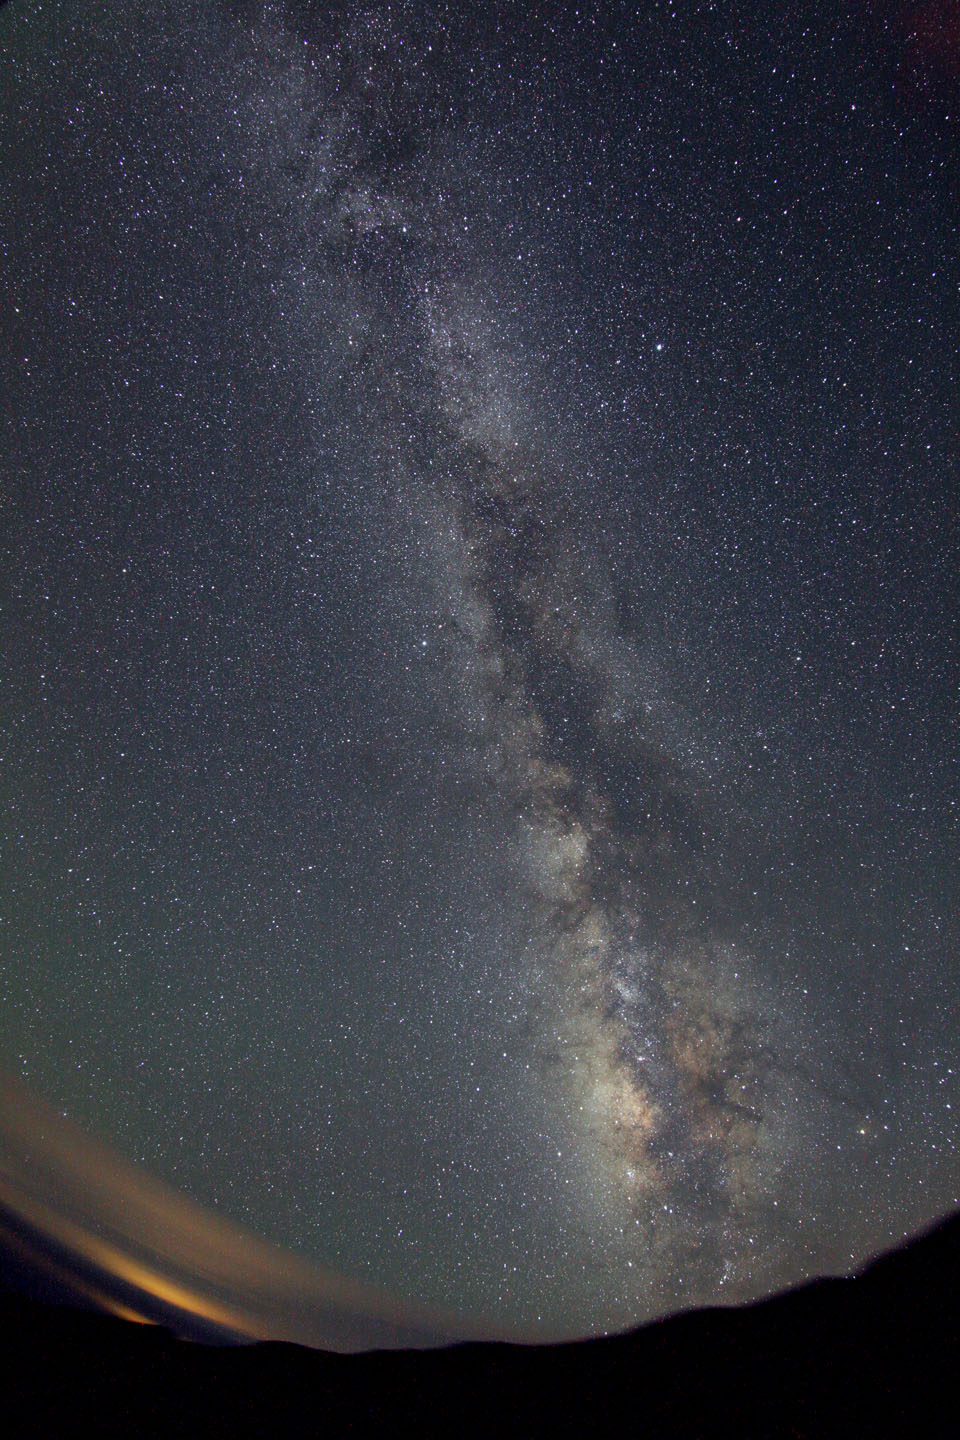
left=2, top=1215, right=956, bottom=1438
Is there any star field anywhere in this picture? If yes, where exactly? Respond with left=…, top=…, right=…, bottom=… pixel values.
left=0, top=0, right=957, bottom=1338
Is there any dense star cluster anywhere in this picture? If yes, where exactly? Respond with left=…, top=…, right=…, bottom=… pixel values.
left=1, top=0, right=957, bottom=1337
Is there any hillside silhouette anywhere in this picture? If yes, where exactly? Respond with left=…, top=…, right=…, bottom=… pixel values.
left=2, top=1210, right=956, bottom=1437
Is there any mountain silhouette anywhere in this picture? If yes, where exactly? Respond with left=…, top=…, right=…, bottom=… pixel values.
left=2, top=1210, right=956, bottom=1437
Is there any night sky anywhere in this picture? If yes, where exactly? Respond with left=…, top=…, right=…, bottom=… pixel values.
left=1, top=0, right=958, bottom=1339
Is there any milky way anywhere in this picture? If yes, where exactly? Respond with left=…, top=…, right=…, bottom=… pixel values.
left=410, top=269, right=817, bottom=1303
left=1, top=0, right=957, bottom=1338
